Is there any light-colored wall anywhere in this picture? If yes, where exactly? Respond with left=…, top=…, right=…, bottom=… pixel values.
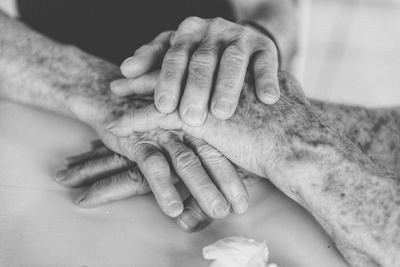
left=303, top=0, right=400, bottom=107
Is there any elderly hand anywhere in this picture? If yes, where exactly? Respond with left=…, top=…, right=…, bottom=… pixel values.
left=60, top=140, right=261, bottom=232
left=56, top=83, right=250, bottom=220
left=106, top=71, right=314, bottom=183
left=110, top=16, right=280, bottom=126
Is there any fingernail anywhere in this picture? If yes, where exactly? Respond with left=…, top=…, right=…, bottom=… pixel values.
left=213, top=99, right=232, bottom=117
left=262, top=87, right=280, bottom=104
left=231, top=195, right=249, bottom=214
left=176, top=210, right=200, bottom=232
left=54, top=170, right=67, bottom=182
left=166, top=201, right=184, bottom=217
left=211, top=200, right=229, bottom=218
left=110, top=79, right=123, bottom=90
left=75, top=191, right=88, bottom=205
left=183, top=106, right=206, bottom=126
left=157, top=94, right=176, bottom=112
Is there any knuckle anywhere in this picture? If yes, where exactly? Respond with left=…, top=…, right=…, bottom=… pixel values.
left=239, top=27, right=254, bottom=40
left=261, top=37, right=276, bottom=51
left=208, top=17, right=232, bottom=33
left=255, top=38, right=278, bottom=58
left=141, top=153, right=166, bottom=173
left=193, top=46, right=218, bottom=60
left=211, top=17, right=227, bottom=26
left=196, top=183, right=217, bottom=195
left=254, top=63, right=276, bottom=80
left=181, top=16, right=202, bottom=28
left=174, top=148, right=201, bottom=171
left=164, top=45, right=188, bottom=64
left=196, top=143, right=221, bottom=158
left=91, top=179, right=113, bottom=203
left=225, top=44, right=247, bottom=63
left=188, top=52, right=215, bottom=82
left=126, top=167, right=146, bottom=184
left=125, top=168, right=150, bottom=193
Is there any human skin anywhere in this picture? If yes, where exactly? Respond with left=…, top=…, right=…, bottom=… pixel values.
left=0, top=0, right=298, bottom=222
left=0, top=9, right=255, bottom=219
left=113, top=17, right=281, bottom=127
left=104, top=72, right=400, bottom=267
left=111, top=0, right=298, bottom=126
left=67, top=71, right=400, bottom=238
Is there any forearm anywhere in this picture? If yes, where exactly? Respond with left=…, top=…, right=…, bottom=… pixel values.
left=259, top=78, right=400, bottom=266
left=274, top=115, right=400, bottom=267
left=0, top=9, right=121, bottom=120
left=310, top=100, right=400, bottom=174
left=230, top=0, right=298, bottom=68
left=100, top=70, right=400, bottom=265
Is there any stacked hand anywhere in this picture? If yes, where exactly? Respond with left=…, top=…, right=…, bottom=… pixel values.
left=56, top=89, right=255, bottom=224
left=60, top=70, right=312, bottom=232
left=56, top=16, right=282, bottom=232
left=111, top=16, right=280, bottom=125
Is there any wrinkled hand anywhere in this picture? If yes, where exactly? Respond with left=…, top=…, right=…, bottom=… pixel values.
left=110, top=16, right=280, bottom=126
left=60, top=140, right=260, bottom=232
left=57, top=85, right=250, bottom=220
left=106, top=71, right=319, bottom=186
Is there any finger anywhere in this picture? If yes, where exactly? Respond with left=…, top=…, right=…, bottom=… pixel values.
left=211, top=42, right=251, bottom=120
left=176, top=196, right=213, bottom=232
left=64, top=146, right=113, bottom=167
left=155, top=17, right=206, bottom=113
left=76, top=166, right=180, bottom=208
left=75, top=166, right=151, bottom=208
left=158, top=132, right=229, bottom=219
left=179, top=42, right=219, bottom=126
left=252, top=47, right=280, bottom=104
left=55, top=154, right=134, bottom=187
left=133, top=142, right=183, bottom=217
left=110, top=70, right=159, bottom=97
left=106, top=104, right=183, bottom=137
left=185, top=136, right=249, bottom=214
left=120, top=31, right=173, bottom=78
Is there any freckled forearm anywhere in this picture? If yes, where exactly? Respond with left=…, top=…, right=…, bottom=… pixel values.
left=310, top=100, right=400, bottom=174
left=286, top=139, right=400, bottom=267
left=0, top=9, right=122, bottom=121
left=268, top=97, right=400, bottom=266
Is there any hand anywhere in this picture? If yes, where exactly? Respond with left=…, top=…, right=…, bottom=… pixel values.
left=59, top=140, right=261, bottom=232
left=106, top=71, right=321, bottom=188
left=58, top=89, right=250, bottom=219
left=110, top=16, right=280, bottom=126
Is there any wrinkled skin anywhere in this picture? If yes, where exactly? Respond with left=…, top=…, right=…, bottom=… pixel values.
left=59, top=79, right=253, bottom=220
left=111, top=16, right=280, bottom=126
left=105, top=71, right=400, bottom=267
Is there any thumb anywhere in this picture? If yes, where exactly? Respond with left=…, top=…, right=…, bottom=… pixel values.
left=106, top=104, right=183, bottom=137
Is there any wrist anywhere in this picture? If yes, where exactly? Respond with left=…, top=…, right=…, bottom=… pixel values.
left=62, top=46, right=123, bottom=125
left=261, top=107, right=348, bottom=199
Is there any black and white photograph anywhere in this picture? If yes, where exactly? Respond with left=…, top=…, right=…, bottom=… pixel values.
left=0, top=0, right=399, bottom=266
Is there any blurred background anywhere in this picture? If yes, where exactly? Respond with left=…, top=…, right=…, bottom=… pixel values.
left=302, top=0, right=400, bottom=107
left=1, top=0, right=399, bottom=107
